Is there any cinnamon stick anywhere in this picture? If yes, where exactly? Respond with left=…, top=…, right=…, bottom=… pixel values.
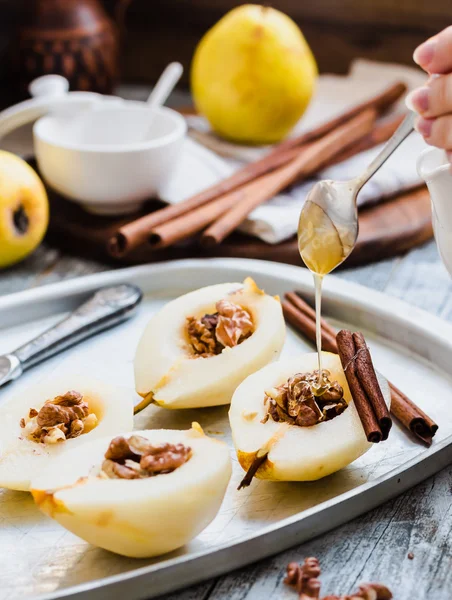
left=201, top=108, right=376, bottom=247
left=284, top=291, right=438, bottom=445
left=336, top=330, right=383, bottom=443
left=147, top=190, right=240, bottom=248
left=353, top=332, right=392, bottom=440
left=329, top=113, right=405, bottom=166
left=108, top=82, right=406, bottom=257
left=276, top=82, right=406, bottom=152
left=390, top=383, right=438, bottom=446
left=282, top=294, right=337, bottom=354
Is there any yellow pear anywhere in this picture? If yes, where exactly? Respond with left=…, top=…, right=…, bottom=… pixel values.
left=0, top=375, right=134, bottom=491
left=134, top=278, right=286, bottom=410
left=229, top=352, right=391, bottom=483
left=0, top=151, right=48, bottom=269
left=191, top=4, right=317, bottom=144
left=31, top=425, right=232, bottom=558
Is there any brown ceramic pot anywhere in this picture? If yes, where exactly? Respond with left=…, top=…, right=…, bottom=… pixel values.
left=17, top=0, right=128, bottom=95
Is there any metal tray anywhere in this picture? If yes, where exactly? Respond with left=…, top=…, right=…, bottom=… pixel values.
left=1, top=258, right=452, bottom=600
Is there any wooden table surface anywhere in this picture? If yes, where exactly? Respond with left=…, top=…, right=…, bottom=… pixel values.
left=1, top=239, right=452, bottom=599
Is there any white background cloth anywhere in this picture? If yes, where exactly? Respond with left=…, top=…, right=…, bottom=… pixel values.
left=159, top=60, right=428, bottom=244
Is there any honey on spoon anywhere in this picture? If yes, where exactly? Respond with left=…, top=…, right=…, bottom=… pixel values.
left=298, top=111, right=416, bottom=387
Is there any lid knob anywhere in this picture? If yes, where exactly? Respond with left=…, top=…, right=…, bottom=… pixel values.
left=28, top=75, right=70, bottom=98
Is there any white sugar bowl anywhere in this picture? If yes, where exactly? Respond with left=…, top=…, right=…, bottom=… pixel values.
left=33, top=103, right=187, bottom=215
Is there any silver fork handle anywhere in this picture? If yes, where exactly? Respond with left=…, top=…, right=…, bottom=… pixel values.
left=12, top=284, right=142, bottom=371
left=355, top=111, right=416, bottom=191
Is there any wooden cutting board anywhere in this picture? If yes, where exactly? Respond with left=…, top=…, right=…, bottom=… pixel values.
left=46, top=185, right=433, bottom=268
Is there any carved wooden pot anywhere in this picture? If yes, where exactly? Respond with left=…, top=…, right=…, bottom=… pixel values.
left=17, top=0, right=124, bottom=95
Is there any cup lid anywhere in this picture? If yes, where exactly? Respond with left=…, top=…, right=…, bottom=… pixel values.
left=0, top=75, right=105, bottom=142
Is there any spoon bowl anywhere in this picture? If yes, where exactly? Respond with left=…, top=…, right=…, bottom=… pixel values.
left=298, top=111, right=416, bottom=274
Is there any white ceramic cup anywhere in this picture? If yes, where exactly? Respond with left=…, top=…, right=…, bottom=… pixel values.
left=33, top=103, right=187, bottom=215
left=417, top=147, right=452, bottom=276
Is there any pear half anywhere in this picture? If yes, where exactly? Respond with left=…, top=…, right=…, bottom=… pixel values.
left=134, top=278, right=285, bottom=410
left=0, top=376, right=134, bottom=491
left=229, top=352, right=391, bottom=483
left=31, top=425, right=232, bottom=558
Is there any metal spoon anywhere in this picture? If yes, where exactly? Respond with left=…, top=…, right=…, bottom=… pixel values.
left=298, top=111, right=416, bottom=275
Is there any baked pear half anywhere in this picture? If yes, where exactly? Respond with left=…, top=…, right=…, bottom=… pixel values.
left=229, top=352, right=391, bottom=484
left=134, top=277, right=285, bottom=410
left=31, top=424, right=232, bottom=558
left=0, top=376, right=134, bottom=491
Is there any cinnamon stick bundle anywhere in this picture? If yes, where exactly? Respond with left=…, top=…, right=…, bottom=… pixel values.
left=336, top=330, right=391, bottom=443
left=149, top=108, right=375, bottom=249
left=283, top=291, right=438, bottom=445
left=108, top=82, right=406, bottom=257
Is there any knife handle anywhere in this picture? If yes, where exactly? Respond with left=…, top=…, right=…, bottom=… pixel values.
left=13, top=284, right=142, bottom=371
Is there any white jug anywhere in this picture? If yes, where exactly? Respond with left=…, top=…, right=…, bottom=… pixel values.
left=417, top=148, right=452, bottom=275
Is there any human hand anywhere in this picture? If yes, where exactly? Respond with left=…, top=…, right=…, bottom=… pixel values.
left=407, top=26, right=452, bottom=160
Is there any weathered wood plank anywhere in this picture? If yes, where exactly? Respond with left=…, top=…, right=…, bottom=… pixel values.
left=0, top=244, right=107, bottom=297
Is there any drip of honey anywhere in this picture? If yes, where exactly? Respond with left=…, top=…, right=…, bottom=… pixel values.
left=298, top=181, right=357, bottom=387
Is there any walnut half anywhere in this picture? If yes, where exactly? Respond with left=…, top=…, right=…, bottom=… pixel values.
left=101, top=435, right=192, bottom=480
left=187, top=299, right=254, bottom=357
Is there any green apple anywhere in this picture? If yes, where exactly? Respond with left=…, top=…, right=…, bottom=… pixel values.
left=0, top=151, right=49, bottom=269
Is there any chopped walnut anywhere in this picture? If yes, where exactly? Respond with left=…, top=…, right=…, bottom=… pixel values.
left=262, top=370, right=347, bottom=427
left=187, top=300, right=253, bottom=357
left=101, top=435, right=192, bottom=480
left=20, top=390, right=97, bottom=445
left=322, top=584, right=393, bottom=600
left=42, top=427, right=66, bottom=445
left=186, top=315, right=219, bottom=356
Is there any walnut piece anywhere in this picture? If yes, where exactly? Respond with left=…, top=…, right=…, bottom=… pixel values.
left=322, top=583, right=392, bottom=600
left=187, top=300, right=253, bottom=357
left=101, top=435, right=192, bottom=480
left=186, top=315, right=218, bottom=356
left=285, top=558, right=392, bottom=600
left=284, top=557, right=321, bottom=599
left=263, top=370, right=347, bottom=427
left=20, top=390, right=97, bottom=445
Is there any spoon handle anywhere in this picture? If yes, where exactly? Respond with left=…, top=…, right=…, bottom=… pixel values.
left=354, top=111, right=416, bottom=191
left=146, top=62, right=183, bottom=112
